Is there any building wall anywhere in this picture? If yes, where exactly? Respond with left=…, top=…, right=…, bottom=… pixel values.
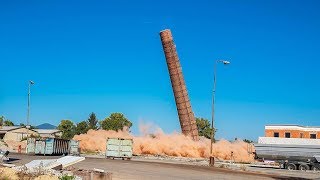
left=265, top=129, right=320, bottom=139
left=3, top=128, right=38, bottom=142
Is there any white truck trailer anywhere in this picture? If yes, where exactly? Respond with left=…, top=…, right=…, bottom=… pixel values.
left=254, top=137, right=320, bottom=171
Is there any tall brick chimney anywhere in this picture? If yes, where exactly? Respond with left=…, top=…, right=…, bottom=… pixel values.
left=159, top=29, right=199, bottom=140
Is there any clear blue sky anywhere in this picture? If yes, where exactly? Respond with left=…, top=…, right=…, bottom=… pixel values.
left=1, top=0, right=320, bottom=140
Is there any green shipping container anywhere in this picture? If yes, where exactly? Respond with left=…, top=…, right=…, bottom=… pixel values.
left=106, top=138, right=133, bottom=160
left=26, top=138, right=36, bottom=154
left=69, top=140, right=80, bottom=155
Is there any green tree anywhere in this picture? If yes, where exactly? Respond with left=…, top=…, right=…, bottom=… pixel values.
left=0, top=116, right=4, bottom=126
left=57, top=120, right=75, bottom=139
left=87, top=112, right=98, bottom=130
left=75, top=121, right=89, bottom=135
left=243, top=139, right=254, bottom=144
left=3, top=120, right=14, bottom=126
left=196, top=117, right=216, bottom=141
left=19, top=123, right=36, bottom=129
left=100, top=113, right=132, bottom=131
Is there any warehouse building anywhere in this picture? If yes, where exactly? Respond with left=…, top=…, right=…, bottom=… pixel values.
left=0, top=126, right=62, bottom=142
left=265, top=125, right=320, bottom=139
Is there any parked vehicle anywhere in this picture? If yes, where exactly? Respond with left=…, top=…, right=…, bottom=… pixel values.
left=254, top=137, right=320, bottom=171
left=105, top=138, right=133, bottom=160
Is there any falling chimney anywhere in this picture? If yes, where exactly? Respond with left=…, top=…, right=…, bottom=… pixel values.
left=159, top=29, right=199, bottom=140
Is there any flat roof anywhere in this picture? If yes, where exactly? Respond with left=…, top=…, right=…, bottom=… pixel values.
left=266, top=124, right=320, bottom=128
left=34, top=129, right=61, bottom=134
left=0, top=126, right=22, bottom=132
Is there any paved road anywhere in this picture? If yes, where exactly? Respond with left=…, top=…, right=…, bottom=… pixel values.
left=7, top=153, right=315, bottom=180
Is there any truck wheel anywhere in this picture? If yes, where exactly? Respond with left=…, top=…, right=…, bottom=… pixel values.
left=287, top=163, right=297, bottom=170
left=298, top=164, right=310, bottom=171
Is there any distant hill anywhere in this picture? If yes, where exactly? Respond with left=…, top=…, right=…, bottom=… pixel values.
left=36, top=123, right=57, bottom=129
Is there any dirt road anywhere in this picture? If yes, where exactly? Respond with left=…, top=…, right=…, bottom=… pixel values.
left=7, top=153, right=315, bottom=180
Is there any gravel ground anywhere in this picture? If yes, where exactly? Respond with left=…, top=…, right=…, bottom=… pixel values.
left=5, top=153, right=320, bottom=179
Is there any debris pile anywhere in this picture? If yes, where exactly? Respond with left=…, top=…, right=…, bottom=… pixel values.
left=0, top=156, right=87, bottom=180
left=0, top=167, right=20, bottom=180
left=0, top=167, right=60, bottom=180
left=66, top=166, right=113, bottom=180
left=14, top=156, right=85, bottom=173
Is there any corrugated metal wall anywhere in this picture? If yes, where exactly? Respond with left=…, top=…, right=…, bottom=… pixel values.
left=27, top=138, right=79, bottom=155
left=160, top=29, right=199, bottom=140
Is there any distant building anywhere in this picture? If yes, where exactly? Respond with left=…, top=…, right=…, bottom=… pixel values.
left=265, top=125, right=320, bottom=139
left=0, top=126, right=37, bottom=141
left=34, top=129, right=62, bottom=138
left=0, top=126, right=62, bottom=142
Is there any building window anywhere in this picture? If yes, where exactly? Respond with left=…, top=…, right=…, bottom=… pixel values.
left=285, top=132, right=291, bottom=138
left=310, top=134, right=317, bottom=139
left=274, top=132, right=279, bottom=137
left=300, top=133, right=303, bottom=138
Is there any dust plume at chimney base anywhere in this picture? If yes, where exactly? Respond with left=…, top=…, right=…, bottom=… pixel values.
left=74, top=124, right=254, bottom=163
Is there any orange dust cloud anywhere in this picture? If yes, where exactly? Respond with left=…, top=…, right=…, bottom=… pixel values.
left=73, top=124, right=254, bottom=163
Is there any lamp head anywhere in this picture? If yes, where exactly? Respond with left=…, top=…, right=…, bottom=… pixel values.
left=222, top=60, right=230, bottom=65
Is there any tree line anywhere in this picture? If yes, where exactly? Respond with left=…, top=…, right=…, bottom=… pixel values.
left=57, top=112, right=132, bottom=139
left=0, top=116, right=38, bottom=128
left=1, top=114, right=217, bottom=141
left=58, top=113, right=216, bottom=141
left=0, top=116, right=15, bottom=126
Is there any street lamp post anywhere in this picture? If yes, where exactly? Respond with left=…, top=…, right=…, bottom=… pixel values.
left=209, top=60, right=230, bottom=165
left=27, top=80, right=35, bottom=128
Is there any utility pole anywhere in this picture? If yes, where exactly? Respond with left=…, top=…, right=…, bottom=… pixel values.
left=209, top=60, right=230, bottom=166
left=27, top=80, right=35, bottom=128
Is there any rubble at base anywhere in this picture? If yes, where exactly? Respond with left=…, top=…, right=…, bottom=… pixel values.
left=0, top=155, right=112, bottom=180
